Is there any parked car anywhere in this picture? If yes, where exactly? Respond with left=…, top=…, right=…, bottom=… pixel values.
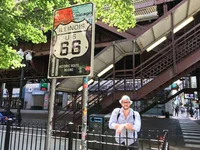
left=0, top=111, right=16, bottom=124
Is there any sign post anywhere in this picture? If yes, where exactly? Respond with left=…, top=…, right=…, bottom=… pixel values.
left=81, top=77, right=88, bottom=150
left=47, top=3, right=95, bottom=150
left=45, top=78, right=56, bottom=150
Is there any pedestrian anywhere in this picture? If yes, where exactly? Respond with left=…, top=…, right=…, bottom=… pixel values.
left=194, top=108, right=198, bottom=119
left=175, top=105, right=179, bottom=116
left=180, top=105, right=185, bottom=114
left=189, top=107, right=194, bottom=117
left=109, top=95, right=141, bottom=150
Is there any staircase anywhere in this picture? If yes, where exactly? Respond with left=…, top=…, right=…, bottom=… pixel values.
left=70, top=22, right=200, bottom=125
left=54, top=2, right=200, bottom=126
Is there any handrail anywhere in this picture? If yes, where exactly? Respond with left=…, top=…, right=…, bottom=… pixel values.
left=55, top=79, right=114, bottom=119
left=133, top=23, right=200, bottom=89
left=87, top=79, right=124, bottom=107
left=135, top=23, right=200, bottom=73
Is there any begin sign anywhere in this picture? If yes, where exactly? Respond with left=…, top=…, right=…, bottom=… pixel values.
left=48, top=3, right=95, bottom=78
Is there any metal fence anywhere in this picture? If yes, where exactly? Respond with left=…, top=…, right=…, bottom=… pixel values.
left=0, top=120, right=169, bottom=150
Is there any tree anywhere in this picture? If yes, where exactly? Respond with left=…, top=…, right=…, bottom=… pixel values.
left=0, top=0, right=135, bottom=69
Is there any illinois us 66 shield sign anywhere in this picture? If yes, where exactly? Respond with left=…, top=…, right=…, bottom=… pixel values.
left=48, top=3, right=95, bottom=78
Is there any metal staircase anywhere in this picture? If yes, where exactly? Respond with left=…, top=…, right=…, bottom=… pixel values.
left=54, top=0, right=200, bottom=126
left=84, top=23, right=200, bottom=122
left=54, top=22, right=200, bottom=126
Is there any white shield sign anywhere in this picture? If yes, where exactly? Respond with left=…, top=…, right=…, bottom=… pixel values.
left=53, top=20, right=90, bottom=60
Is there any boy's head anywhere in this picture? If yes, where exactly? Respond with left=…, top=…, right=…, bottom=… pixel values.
left=119, top=95, right=132, bottom=110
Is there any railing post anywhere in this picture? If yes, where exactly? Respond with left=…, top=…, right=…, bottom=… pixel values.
left=148, top=130, right=152, bottom=150
left=4, top=118, right=12, bottom=150
left=68, top=122, right=74, bottom=150
left=162, top=130, right=169, bottom=150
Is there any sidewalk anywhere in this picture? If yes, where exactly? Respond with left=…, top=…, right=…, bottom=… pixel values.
left=10, top=109, right=48, bottom=114
left=10, top=109, right=49, bottom=121
left=142, top=112, right=200, bottom=150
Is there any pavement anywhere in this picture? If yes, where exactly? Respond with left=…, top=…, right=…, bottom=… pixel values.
left=4, top=109, right=200, bottom=150
left=142, top=113, right=200, bottom=150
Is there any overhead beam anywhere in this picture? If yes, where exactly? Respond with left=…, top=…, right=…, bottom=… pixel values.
left=96, top=21, right=135, bottom=39
left=134, top=0, right=175, bottom=9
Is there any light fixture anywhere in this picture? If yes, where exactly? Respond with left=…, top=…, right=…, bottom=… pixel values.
left=88, top=79, right=94, bottom=85
left=146, top=36, right=167, bottom=52
left=25, top=51, right=32, bottom=61
left=173, top=16, right=194, bottom=33
left=78, top=79, right=94, bottom=91
left=97, top=64, right=114, bottom=77
left=78, top=86, right=83, bottom=91
left=16, top=48, right=24, bottom=57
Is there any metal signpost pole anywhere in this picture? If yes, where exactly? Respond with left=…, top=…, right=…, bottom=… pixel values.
left=81, top=77, right=88, bottom=150
left=45, top=78, right=56, bottom=150
left=47, top=3, right=95, bottom=150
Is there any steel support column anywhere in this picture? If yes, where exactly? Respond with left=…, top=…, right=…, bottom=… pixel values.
left=113, top=43, right=116, bottom=101
left=132, top=40, right=136, bottom=100
left=140, top=51, right=143, bottom=87
left=196, top=76, right=200, bottom=108
left=124, top=55, right=127, bottom=90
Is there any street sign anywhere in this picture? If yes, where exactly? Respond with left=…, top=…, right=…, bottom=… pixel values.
left=48, top=3, right=95, bottom=78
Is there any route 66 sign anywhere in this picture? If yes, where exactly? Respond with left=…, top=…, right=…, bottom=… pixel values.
left=48, top=3, right=95, bottom=78
left=53, top=20, right=90, bottom=60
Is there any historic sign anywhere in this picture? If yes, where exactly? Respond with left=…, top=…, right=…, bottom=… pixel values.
left=48, top=3, right=95, bottom=78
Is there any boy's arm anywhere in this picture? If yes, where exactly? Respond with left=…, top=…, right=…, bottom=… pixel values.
left=109, top=108, right=122, bottom=129
left=132, top=111, right=141, bottom=132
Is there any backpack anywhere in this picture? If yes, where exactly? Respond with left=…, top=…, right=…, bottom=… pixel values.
left=116, top=109, right=135, bottom=122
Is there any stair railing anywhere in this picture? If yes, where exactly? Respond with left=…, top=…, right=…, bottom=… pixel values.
left=54, top=76, right=124, bottom=122
left=134, top=23, right=200, bottom=90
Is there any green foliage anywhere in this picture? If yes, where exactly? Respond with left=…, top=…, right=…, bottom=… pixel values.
left=0, top=43, right=23, bottom=69
left=0, top=0, right=70, bottom=69
left=0, top=0, right=135, bottom=69
left=75, top=0, right=136, bottom=31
